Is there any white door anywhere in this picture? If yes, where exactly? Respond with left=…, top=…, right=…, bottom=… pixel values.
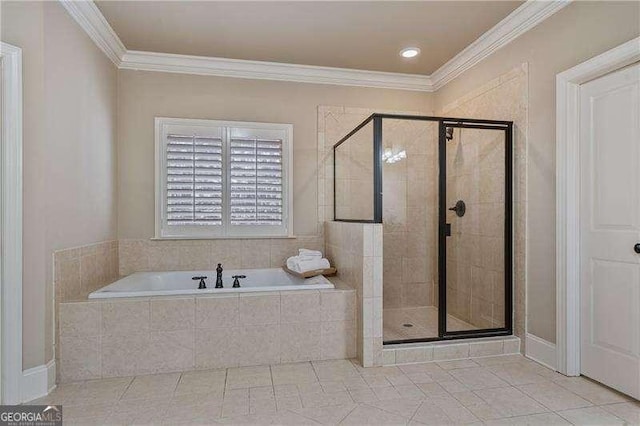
left=580, top=62, right=640, bottom=399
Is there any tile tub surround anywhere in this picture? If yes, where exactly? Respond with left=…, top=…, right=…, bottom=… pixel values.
left=30, top=354, right=636, bottom=425
left=118, top=236, right=324, bottom=276
left=54, top=240, right=119, bottom=302
left=325, top=221, right=383, bottom=368
left=56, top=285, right=356, bottom=382
left=53, top=240, right=120, bottom=386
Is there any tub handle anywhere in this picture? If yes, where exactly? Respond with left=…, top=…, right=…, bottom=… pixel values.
left=192, top=276, right=207, bottom=289
left=232, top=275, right=246, bottom=288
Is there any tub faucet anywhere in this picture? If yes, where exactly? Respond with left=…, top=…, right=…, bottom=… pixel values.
left=215, top=263, right=223, bottom=288
left=232, top=275, right=246, bottom=288
left=192, top=276, right=207, bottom=289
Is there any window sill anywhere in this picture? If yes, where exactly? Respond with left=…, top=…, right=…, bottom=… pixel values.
left=150, top=235, right=298, bottom=241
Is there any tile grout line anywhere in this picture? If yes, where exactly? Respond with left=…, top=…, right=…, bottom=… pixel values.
left=118, top=376, right=135, bottom=401
left=309, top=360, right=322, bottom=384
left=221, top=367, right=229, bottom=402
left=335, top=403, right=359, bottom=424
left=171, top=372, right=182, bottom=396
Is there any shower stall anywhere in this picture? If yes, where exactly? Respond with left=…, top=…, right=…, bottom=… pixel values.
left=334, top=113, right=513, bottom=344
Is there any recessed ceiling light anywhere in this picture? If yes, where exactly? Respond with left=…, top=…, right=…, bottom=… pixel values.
left=400, top=47, right=420, bottom=58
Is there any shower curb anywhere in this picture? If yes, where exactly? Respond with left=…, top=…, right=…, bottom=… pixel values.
left=382, top=335, right=520, bottom=366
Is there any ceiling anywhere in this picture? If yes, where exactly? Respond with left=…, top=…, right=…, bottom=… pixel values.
left=96, top=1, right=523, bottom=75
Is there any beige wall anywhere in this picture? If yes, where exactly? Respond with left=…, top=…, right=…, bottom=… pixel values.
left=5, top=0, right=639, bottom=371
left=1, top=1, right=118, bottom=369
left=117, top=70, right=432, bottom=239
left=435, top=1, right=640, bottom=343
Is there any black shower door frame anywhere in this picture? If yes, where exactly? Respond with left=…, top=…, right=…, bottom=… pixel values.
left=333, top=113, right=514, bottom=344
left=435, top=120, right=513, bottom=343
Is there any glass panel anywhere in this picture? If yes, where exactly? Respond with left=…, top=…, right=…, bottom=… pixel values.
left=445, top=126, right=506, bottom=333
left=381, top=119, right=439, bottom=343
left=334, top=121, right=374, bottom=221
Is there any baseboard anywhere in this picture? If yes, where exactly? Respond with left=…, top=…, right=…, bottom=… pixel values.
left=21, top=359, right=56, bottom=403
left=525, top=333, right=557, bottom=370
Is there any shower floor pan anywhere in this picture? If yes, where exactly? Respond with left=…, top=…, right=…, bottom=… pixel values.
left=383, top=306, right=477, bottom=341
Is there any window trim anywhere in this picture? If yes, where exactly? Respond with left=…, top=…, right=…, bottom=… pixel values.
left=155, top=117, right=294, bottom=239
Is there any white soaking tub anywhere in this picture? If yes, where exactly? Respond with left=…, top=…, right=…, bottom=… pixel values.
left=88, top=267, right=334, bottom=299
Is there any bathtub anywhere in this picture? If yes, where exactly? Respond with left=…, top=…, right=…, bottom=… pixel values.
left=88, top=267, right=334, bottom=299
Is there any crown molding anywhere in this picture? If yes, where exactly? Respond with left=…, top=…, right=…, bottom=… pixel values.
left=59, top=0, right=570, bottom=92
left=120, top=50, right=433, bottom=91
left=430, top=0, right=571, bottom=90
left=58, top=0, right=125, bottom=66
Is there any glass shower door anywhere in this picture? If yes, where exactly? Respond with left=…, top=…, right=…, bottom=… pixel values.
left=440, top=121, right=512, bottom=337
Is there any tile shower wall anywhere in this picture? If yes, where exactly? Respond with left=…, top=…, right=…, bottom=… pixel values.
left=118, top=237, right=324, bottom=276
left=440, top=65, right=528, bottom=345
left=325, top=221, right=383, bottom=367
left=57, top=287, right=356, bottom=382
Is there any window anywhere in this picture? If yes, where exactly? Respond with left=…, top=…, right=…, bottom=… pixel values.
left=155, top=118, right=293, bottom=238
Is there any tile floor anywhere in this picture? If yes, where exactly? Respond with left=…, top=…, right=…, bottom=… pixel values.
left=31, top=355, right=638, bottom=425
left=384, top=306, right=478, bottom=341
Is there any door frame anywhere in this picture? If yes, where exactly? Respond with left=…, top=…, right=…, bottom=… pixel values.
left=555, top=36, right=640, bottom=376
left=0, top=42, right=23, bottom=404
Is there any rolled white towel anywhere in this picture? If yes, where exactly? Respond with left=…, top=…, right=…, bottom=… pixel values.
left=286, top=256, right=300, bottom=271
left=298, top=248, right=322, bottom=258
left=296, top=257, right=330, bottom=273
left=286, top=256, right=331, bottom=273
left=297, top=255, right=321, bottom=263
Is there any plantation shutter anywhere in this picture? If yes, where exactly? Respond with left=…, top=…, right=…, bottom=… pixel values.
left=165, top=134, right=223, bottom=226
left=229, top=134, right=283, bottom=226
left=157, top=118, right=291, bottom=238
